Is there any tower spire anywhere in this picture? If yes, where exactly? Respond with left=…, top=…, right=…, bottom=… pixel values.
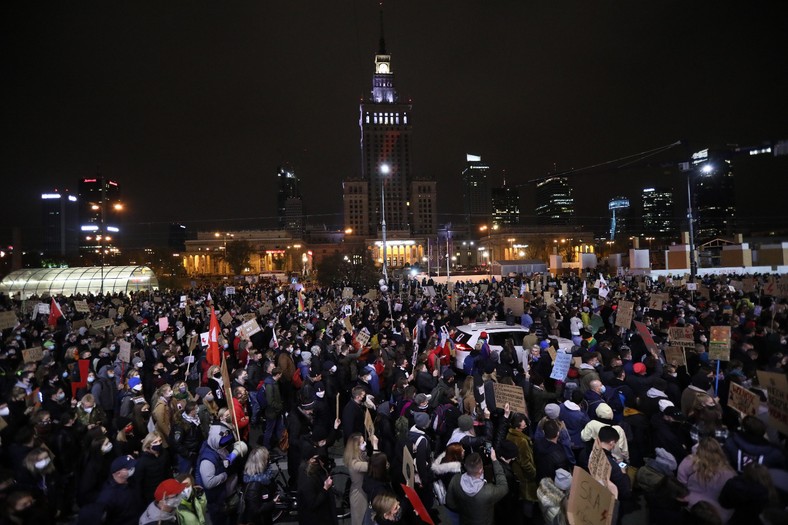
left=378, top=1, right=386, bottom=54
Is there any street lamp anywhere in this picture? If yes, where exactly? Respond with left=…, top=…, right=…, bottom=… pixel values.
left=380, top=163, right=390, bottom=283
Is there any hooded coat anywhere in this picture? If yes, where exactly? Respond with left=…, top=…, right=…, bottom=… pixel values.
left=446, top=460, right=509, bottom=525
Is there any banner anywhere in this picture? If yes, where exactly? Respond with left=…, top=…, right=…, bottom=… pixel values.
left=493, top=382, right=527, bottom=416
left=757, top=371, right=788, bottom=435
left=74, top=300, right=90, bottom=313
left=727, top=382, right=760, bottom=417
left=668, top=326, right=694, bottom=348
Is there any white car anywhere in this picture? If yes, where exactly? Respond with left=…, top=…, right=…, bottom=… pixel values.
left=452, top=321, right=574, bottom=372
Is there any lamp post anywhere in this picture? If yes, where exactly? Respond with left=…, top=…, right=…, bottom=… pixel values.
left=380, top=163, right=390, bottom=283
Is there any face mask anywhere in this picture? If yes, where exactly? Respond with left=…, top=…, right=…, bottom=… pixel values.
left=56, top=392, right=66, bottom=401
left=164, top=496, right=182, bottom=508
left=168, top=357, right=176, bottom=363
left=107, top=372, right=115, bottom=379
left=392, top=506, right=403, bottom=521
left=1, top=406, right=12, bottom=417
left=135, top=362, right=143, bottom=369
left=316, top=391, right=325, bottom=399
left=295, top=350, right=301, bottom=356
left=101, top=442, right=113, bottom=454
left=330, top=366, right=337, bottom=373
left=152, top=443, right=163, bottom=453
left=127, top=467, right=135, bottom=477
left=87, top=376, right=95, bottom=383
left=600, top=385, right=606, bottom=394
left=213, top=372, right=221, bottom=379
left=35, top=458, right=51, bottom=470
left=179, top=386, right=187, bottom=393
left=181, top=486, right=192, bottom=499
left=360, top=442, right=366, bottom=452
left=84, top=406, right=94, bottom=413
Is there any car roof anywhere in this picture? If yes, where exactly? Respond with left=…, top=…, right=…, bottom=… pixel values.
left=456, top=322, right=527, bottom=333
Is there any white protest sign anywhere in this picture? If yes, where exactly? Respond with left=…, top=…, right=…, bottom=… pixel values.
left=550, top=352, right=573, bottom=381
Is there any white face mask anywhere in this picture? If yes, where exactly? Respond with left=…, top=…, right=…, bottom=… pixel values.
left=126, top=468, right=135, bottom=477
left=102, top=442, right=113, bottom=454
left=87, top=376, right=95, bottom=383
left=35, top=458, right=51, bottom=470
left=0, top=407, right=9, bottom=417
left=316, top=391, right=325, bottom=399
left=360, top=442, right=366, bottom=452
left=84, top=406, right=94, bottom=414
left=135, top=362, right=143, bottom=369
left=181, top=486, right=192, bottom=499
left=330, top=366, right=337, bottom=373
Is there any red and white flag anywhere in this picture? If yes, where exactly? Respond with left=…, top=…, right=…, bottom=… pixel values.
left=48, top=298, right=63, bottom=326
left=206, top=308, right=220, bottom=365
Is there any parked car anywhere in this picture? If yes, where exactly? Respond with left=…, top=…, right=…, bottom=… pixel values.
left=452, top=321, right=574, bottom=372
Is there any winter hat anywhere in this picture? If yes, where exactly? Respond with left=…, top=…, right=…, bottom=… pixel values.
left=132, top=357, right=143, bottom=368
left=633, top=362, right=647, bottom=375
left=654, top=448, right=678, bottom=473
left=458, top=414, right=474, bottom=432
left=301, top=351, right=312, bottom=364
left=691, top=371, right=712, bottom=391
left=442, top=369, right=456, bottom=380
left=595, top=403, right=614, bottom=420
left=111, top=454, right=137, bottom=473
left=554, top=468, right=572, bottom=491
left=544, top=403, right=561, bottom=420
left=662, top=406, right=685, bottom=421
left=155, top=478, right=188, bottom=502
left=658, top=399, right=675, bottom=413
left=540, top=339, right=550, bottom=349
left=415, top=394, right=429, bottom=407
left=479, top=331, right=488, bottom=339
left=311, top=426, right=329, bottom=443
left=413, top=411, right=430, bottom=430
left=128, top=376, right=142, bottom=391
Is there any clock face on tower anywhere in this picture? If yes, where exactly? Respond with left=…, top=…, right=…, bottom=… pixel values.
left=377, top=62, right=389, bottom=74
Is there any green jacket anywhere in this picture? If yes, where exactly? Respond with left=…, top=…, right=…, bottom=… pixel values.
left=176, top=491, right=208, bottom=525
left=446, top=460, right=509, bottom=525
left=506, top=427, right=538, bottom=502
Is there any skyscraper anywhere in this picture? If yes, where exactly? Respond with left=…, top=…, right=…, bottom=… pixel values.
left=608, top=196, right=630, bottom=240
left=535, top=176, right=574, bottom=225
left=491, top=182, right=519, bottom=226
left=690, top=148, right=736, bottom=240
left=462, top=154, right=492, bottom=231
left=277, top=165, right=304, bottom=233
left=78, top=177, right=122, bottom=259
left=40, top=190, right=79, bottom=258
left=641, top=187, right=675, bottom=236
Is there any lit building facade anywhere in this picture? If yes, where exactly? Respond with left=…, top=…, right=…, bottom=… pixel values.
left=277, top=165, right=304, bottom=233
left=641, top=187, right=675, bottom=236
left=691, top=148, right=736, bottom=240
left=40, top=190, right=79, bottom=258
left=491, top=183, right=520, bottom=226
left=411, top=179, right=437, bottom=235
left=78, top=177, right=122, bottom=262
left=535, top=176, right=574, bottom=225
left=462, top=154, right=492, bottom=231
left=607, top=196, right=630, bottom=240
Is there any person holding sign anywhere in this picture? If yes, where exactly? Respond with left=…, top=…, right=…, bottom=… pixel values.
left=446, top=451, right=509, bottom=525
left=593, top=425, right=632, bottom=501
left=344, top=432, right=380, bottom=525
left=722, top=416, right=786, bottom=473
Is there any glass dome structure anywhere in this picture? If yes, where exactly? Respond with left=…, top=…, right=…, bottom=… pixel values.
left=0, top=266, right=159, bottom=298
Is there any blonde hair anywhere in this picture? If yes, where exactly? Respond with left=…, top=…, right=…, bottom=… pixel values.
left=343, top=433, right=367, bottom=467
left=371, top=492, right=398, bottom=518
left=692, top=438, right=734, bottom=483
left=142, top=431, right=163, bottom=452
left=80, top=393, right=96, bottom=406
left=23, top=447, right=54, bottom=476
left=243, top=447, right=271, bottom=477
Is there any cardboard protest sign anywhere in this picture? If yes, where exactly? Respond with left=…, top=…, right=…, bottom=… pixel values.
left=708, top=326, right=731, bottom=361
left=685, top=282, right=697, bottom=291
left=118, top=306, right=126, bottom=317
left=91, top=318, right=113, bottom=330
left=664, top=346, right=687, bottom=367
left=567, top=466, right=616, bottom=525
left=402, top=445, right=416, bottom=488
left=113, top=325, right=125, bottom=337
left=72, top=319, right=87, bottom=330
left=550, top=352, right=573, bottom=381
left=546, top=346, right=557, bottom=363
left=111, top=298, right=122, bottom=306
left=614, top=301, right=634, bottom=329
left=356, top=327, right=371, bottom=347
left=118, top=341, right=132, bottom=363
left=0, top=311, right=18, bottom=331
left=364, top=409, right=375, bottom=439
left=225, top=286, right=235, bottom=296
left=424, top=286, right=436, bottom=298
left=634, top=321, right=659, bottom=355
left=764, top=277, right=788, bottom=299
left=400, top=484, right=435, bottom=525
left=74, top=300, right=90, bottom=313
left=743, top=277, right=756, bottom=294
left=342, top=287, right=354, bottom=299
left=239, top=319, right=262, bottom=339
left=37, top=303, right=50, bottom=315
left=648, top=293, right=668, bottom=311
left=153, top=296, right=163, bottom=303
left=180, top=295, right=187, bottom=308
left=728, top=382, right=760, bottom=417
left=22, top=347, right=44, bottom=364
left=242, top=313, right=256, bottom=321
left=757, top=371, right=788, bottom=435
left=668, top=326, right=695, bottom=348
left=108, top=308, right=117, bottom=319
left=588, top=441, right=612, bottom=484
left=221, top=312, right=233, bottom=326
left=158, top=317, right=169, bottom=332
left=493, top=382, right=527, bottom=416
left=503, top=296, right=524, bottom=317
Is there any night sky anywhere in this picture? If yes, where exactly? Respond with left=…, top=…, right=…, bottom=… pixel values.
left=2, top=1, right=787, bottom=248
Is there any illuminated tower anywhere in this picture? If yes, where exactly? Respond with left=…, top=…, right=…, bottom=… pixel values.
left=608, top=196, right=630, bottom=240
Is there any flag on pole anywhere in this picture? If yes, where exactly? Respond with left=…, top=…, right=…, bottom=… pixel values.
left=206, top=308, right=221, bottom=366
left=48, top=298, right=63, bottom=327
left=207, top=292, right=213, bottom=304
left=270, top=328, right=279, bottom=350
left=582, top=280, right=588, bottom=303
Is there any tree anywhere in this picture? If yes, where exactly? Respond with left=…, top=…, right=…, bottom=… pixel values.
left=223, top=240, right=254, bottom=276
left=317, top=247, right=378, bottom=290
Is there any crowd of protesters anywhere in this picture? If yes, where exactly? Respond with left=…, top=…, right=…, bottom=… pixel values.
left=0, top=269, right=787, bottom=525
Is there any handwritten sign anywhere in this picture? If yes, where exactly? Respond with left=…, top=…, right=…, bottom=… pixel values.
left=225, top=286, right=235, bottom=296
left=22, top=347, right=44, bottom=363
left=664, top=346, right=687, bottom=367
left=342, top=287, right=354, bottom=300
left=0, top=311, right=18, bottom=330
left=615, top=301, right=634, bottom=329
left=364, top=409, right=375, bottom=439
left=728, top=382, right=760, bottom=417
left=550, top=352, right=573, bottom=381
left=239, top=318, right=262, bottom=339
left=356, top=327, right=371, bottom=347
left=221, top=312, right=233, bottom=326
left=503, top=296, right=524, bottom=317
left=493, top=382, right=527, bottom=416
left=402, top=445, right=416, bottom=488
left=158, top=316, right=169, bottom=332
left=708, top=325, right=731, bottom=361
left=74, top=300, right=90, bottom=313
left=200, top=331, right=209, bottom=347
left=37, top=303, right=50, bottom=315
left=668, top=326, right=695, bottom=348
left=634, top=321, right=659, bottom=355
left=588, top=441, right=612, bottom=484
left=648, top=293, right=668, bottom=311
left=91, top=318, right=113, bottom=330
left=118, top=341, right=132, bottom=363
left=757, top=371, right=788, bottom=435
left=242, top=313, right=257, bottom=322
left=424, top=286, right=436, bottom=298
left=567, top=466, right=616, bottom=525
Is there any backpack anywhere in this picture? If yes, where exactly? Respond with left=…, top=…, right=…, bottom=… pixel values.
left=292, top=368, right=303, bottom=389
left=395, top=413, right=411, bottom=444
left=635, top=464, right=665, bottom=492
left=250, top=383, right=266, bottom=425
left=432, top=403, right=456, bottom=435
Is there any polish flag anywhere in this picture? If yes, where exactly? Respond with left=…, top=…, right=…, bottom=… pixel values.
left=48, top=298, right=63, bottom=326
left=206, top=308, right=221, bottom=366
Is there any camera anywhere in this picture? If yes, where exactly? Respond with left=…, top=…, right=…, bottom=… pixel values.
left=483, top=442, right=492, bottom=457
